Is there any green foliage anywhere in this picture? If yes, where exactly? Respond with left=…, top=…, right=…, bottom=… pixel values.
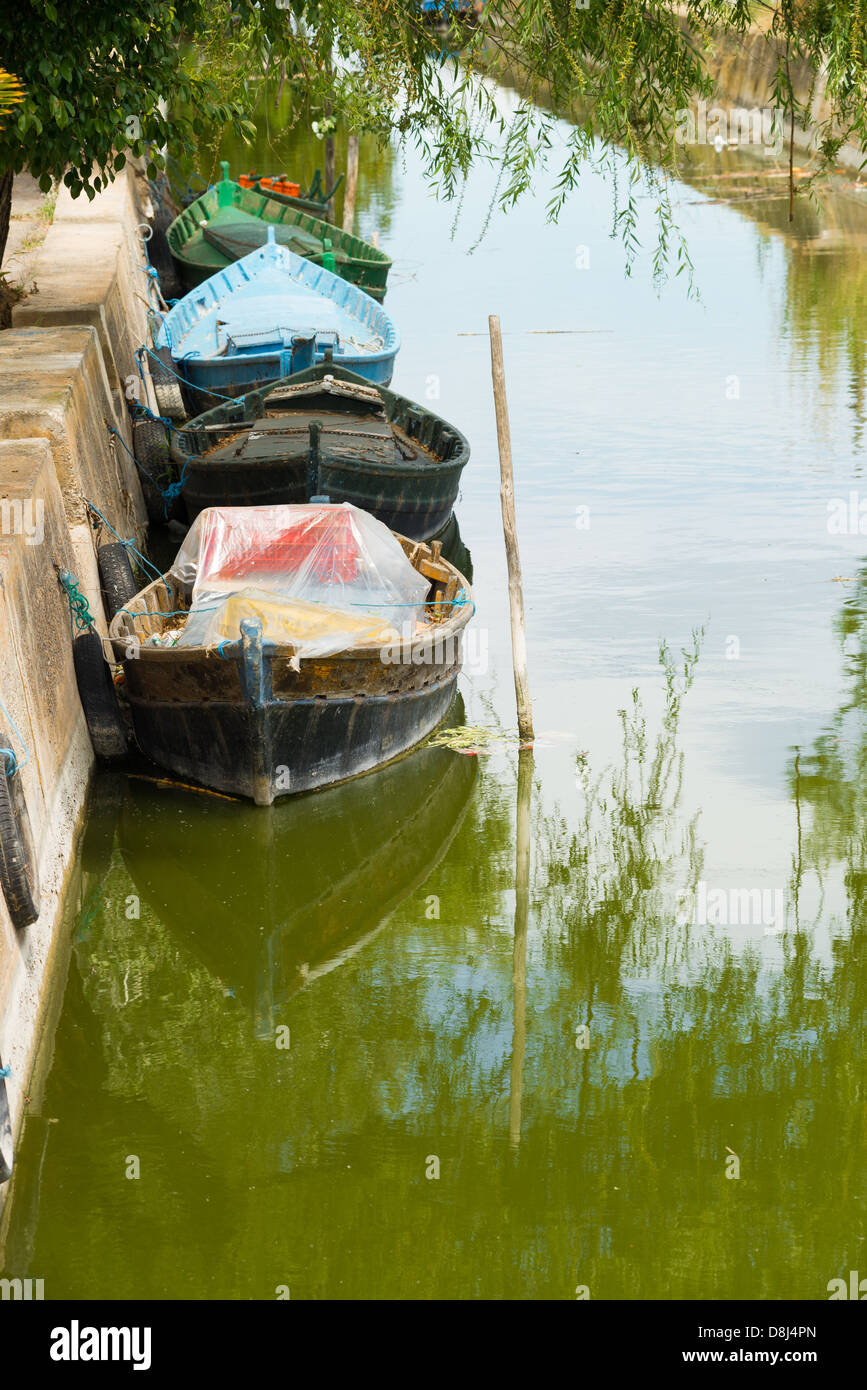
left=3, top=3, right=867, bottom=280
left=0, top=1, right=258, bottom=201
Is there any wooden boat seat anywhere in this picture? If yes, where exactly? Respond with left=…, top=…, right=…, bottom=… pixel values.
left=201, top=408, right=397, bottom=467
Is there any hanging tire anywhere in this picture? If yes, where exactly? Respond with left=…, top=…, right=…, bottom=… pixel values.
left=73, top=631, right=128, bottom=762
left=149, top=346, right=186, bottom=423
left=0, top=738, right=40, bottom=930
left=132, top=415, right=183, bottom=523
left=98, top=542, right=140, bottom=622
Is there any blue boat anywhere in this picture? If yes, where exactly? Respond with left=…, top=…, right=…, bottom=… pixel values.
left=420, top=0, right=484, bottom=18
left=152, top=230, right=400, bottom=409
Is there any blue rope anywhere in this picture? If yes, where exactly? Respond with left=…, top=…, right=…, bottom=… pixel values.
left=136, top=344, right=241, bottom=405
left=0, top=1063, right=11, bottom=1079
left=0, top=696, right=30, bottom=777
left=118, top=607, right=189, bottom=622
left=85, top=498, right=163, bottom=584
left=106, top=422, right=187, bottom=515
left=132, top=402, right=173, bottom=430
left=347, top=589, right=476, bottom=616
left=159, top=458, right=189, bottom=507
left=57, top=567, right=95, bottom=634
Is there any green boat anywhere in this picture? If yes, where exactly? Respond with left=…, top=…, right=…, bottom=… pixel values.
left=166, top=162, right=391, bottom=300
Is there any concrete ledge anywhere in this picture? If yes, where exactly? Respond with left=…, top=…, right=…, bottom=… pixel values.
left=0, top=165, right=157, bottom=1218
left=11, top=168, right=153, bottom=402
left=13, top=224, right=132, bottom=395
left=0, top=439, right=94, bottom=1187
left=0, top=325, right=146, bottom=540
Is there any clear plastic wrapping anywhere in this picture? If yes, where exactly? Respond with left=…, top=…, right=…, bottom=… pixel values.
left=170, top=503, right=430, bottom=657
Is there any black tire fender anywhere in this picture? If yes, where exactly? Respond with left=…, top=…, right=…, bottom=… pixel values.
left=72, top=631, right=128, bottom=762
left=98, top=542, right=140, bottom=622
left=0, top=738, right=40, bottom=930
left=149, top=346, right=187, bottom=423
left=132, top=416, right=183, bottom=523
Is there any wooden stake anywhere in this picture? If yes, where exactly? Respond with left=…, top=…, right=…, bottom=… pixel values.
left=508, top=746, right=533, bottom=1149
left=489, top=314, right=534, bottom=744
left=343, top=134, right=359, bottom=234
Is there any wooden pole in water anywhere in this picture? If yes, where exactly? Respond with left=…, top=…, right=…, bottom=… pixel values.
left=508, top=746, right=533, bottom=1149
left=489, top=314, right=534, bottom=744
left=343, top=134, right=359, bottom=234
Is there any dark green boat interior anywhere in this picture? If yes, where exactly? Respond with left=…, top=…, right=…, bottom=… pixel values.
left=178, top=366, right=470, bottom=473
left=167, top=163, right=391, bottom=297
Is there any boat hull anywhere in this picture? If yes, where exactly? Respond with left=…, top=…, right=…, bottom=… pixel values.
left=180, top=442, right=464, bottom=538
left=123, top=672, right=460, bottom=805
left=178, top=341, right=396, bottom=402
left=154, top=248, right=399, bottom=408
left=111, top=536, right=473, bottom=806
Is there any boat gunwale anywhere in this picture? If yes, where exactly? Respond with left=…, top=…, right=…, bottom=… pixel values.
left=167, top=179, right=392, bottom=274
left=108, top=552, right=474, bottom=668
left=154, top=243, right=399, bottom=371
left=176, top=365, right=471, bottom=475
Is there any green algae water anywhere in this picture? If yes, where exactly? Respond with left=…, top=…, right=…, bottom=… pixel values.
left=5, top=83, right=867, bottom=1300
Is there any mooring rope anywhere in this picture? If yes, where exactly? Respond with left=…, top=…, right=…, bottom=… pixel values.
left=84, top=498, right=163, bottom=584
left=106, top=422, right=191, bottom=517
left=136, top=344, right=240, bottom=405
left=0, top=695, right=30, bottom=776
left=56, top=567, right=96, bottom=634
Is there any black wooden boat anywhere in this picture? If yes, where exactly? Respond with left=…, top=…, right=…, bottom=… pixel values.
left=172, top=364, right=470, bottom=540
left=108, top=533, right=473, bottom=805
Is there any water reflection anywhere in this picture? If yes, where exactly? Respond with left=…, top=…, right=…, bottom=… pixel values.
left=117, top=707, right=478, bottom=1033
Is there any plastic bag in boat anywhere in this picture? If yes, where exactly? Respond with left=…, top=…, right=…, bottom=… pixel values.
left=170, top=503, right=430, bottom=656
left=181, top=587, right=402, bottom=655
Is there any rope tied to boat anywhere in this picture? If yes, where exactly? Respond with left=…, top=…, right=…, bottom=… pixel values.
left=135, top=222, right=169, bottom=313
left=0, top=1063, right=11, bottom=1079
left=131, top=401, right=173, bottom=431
left=159, top=457, right=190, bottom=506
left=136, top=344, right=241, bottom=405
left=106, top=421, right=189, bottom=518
left=346, top=589, right=475, bottom=617
left=55, top=565, right=96, bottom=637
left=84, top=499, right=163, bottom=585
left=0, top=695, right=30, bottom=777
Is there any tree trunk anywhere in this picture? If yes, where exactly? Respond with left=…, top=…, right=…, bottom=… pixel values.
left=0, top=168, right=13, bottom=272
left=325, top=132, right=336, bottom=225
left=342, top=135, right=359, bottom=234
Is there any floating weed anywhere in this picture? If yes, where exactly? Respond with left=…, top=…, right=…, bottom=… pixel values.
left=428, top=724, right=516, bottom=754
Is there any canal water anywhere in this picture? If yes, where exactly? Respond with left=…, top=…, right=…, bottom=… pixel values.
left=4, top=79, right=867, bottom=1300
